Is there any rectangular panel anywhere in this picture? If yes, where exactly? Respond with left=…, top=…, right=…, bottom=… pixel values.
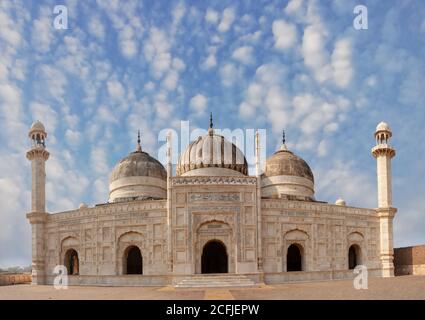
left=153, top=245, right=162, bottom=261
left=176, top=207, right=186, bottom=226
left=153, top=224, right=162, bottom=239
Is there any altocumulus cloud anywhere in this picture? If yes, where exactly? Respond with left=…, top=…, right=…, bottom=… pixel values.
left=0, top=0, right=424, bottom=267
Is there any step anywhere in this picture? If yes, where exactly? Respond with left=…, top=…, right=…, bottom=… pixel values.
left=174, top=274, right=258, bottom=288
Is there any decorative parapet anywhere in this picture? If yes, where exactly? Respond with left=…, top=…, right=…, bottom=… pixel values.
left=371, top=144, right=396, bottom=158
left=172, top=176, right=257, bottom=186
left=262, top=199, right=376, bottom=216
left=47, top=199, right=167, bottom=222
left=376, top=207, right=397, bottom=218
left=26, top=147, right=50, bottom=161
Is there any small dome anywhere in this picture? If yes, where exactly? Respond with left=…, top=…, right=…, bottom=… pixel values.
left=79, top=203, right=88, bottom=209
left=29, top=120, right=47, bottom=138
left=177, top=130, right=248, bottom=176
left=109, top=150, right=167, bottom=202
left=261, top=145, right=315, bottom=201
left=335, top=198, right=346, bottom=206
left=376, top=122, right=391, bottom=132
left=30, top=120, right=46, bottom=132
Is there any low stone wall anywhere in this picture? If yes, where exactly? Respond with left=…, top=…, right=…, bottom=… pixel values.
left=45, top=274, right=171, bottom=286
left=264, top=269, right=382, bottom=284
left=0, top=273, right=32, bottom=286
left=41, top=270, right=383, bottom=286
left=394, top=245, right=425, bottom=276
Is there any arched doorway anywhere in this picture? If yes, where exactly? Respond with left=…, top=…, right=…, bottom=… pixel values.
left=287, top=244, right=302, bottom=271
left=348, top=245, right=361, bottom=269
left=201, top=240, right=228, bottom=274
left=125, top=246, right=143, bottom=274
left=64, top=249, right=79, bottom=275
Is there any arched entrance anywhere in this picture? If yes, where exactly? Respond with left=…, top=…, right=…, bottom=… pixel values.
left=125, top=246, right=143, bottom=274
left=201, top=240, right=228, bottom=274
left=64, top=249, right=79, bottom=275
left=287, top=244, right=302, bottom=271
left=348, top=244, right=361, bottom=269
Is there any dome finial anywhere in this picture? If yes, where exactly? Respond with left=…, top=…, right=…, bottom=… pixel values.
left=209, top=112, right=213, bottom=129
left=280, top=129, right=288, bottom=151
left=208, top=112, right=214, bottom=135
left=136, top=130, right=142, bottom=152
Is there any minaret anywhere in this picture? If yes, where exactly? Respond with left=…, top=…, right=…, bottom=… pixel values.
left=26, top=121, right=50, bottom=285
left=371, top=121, right=397, bottom=277
left=166, top=130, right=173, bottom=272
left=255, top=130, right=263, bottom=271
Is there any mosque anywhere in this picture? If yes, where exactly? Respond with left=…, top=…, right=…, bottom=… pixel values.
left=26, top=117, right=397, bottom=286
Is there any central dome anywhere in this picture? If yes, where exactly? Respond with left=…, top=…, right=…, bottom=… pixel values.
left=177, top=128, right=248, bottom=176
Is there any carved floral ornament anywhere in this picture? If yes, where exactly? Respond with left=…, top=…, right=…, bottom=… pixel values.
left=172, top=176, right=257, bottom=186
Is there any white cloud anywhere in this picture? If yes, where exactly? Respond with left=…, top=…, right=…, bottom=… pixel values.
left=90, top=147, right=109, bottom=175
left=29, top=102, right=58, bottom=133
left=218, top=7, right=235, bottom=33
left=272, top=20, right=297, bottom=50
left=119, top=25, right=137, bottom=58
left=202, top=53, right=217, bottom=70
left=144, top=81, right=155, bottom=91
left=331, top=38, right=353, bottom=88
left=317, top=139, right=328, bottom=157
left=189, top=94, right=207, bottom=115
left=89, top=16, right=105, bottom=40
left=205, top=8, right=219, bottom=25
left=65, top=129, right=81, bottom=146
left=93, top=177, right=109, bottom=204
left=301, top=25, right=331, bottom=82
left=173, top=58, right=186, bottom=71
left=39, top=65, right=67, bottom=99
left=0, top=83, right=21, bottom=107
left=162, top=70, right=179, bottom=91
left=172, top=2, right=186, bottom=21
left=232, top=46, right=254, bottom=64
left=240, top=30, right=261, bottom=43
left=0, top=10, right=21, bottom=47
left=32, top=15, right=52, bottom=53
left=315, top=160, right=376, bottom=208
left=144, top=27, right=172, bottom=78
left=285, top=0, right=303, bottom=14
left=98, top=105, right=118, bottom=123
left=219, top=63, right=239, bottom=87
left=107, top=80, right=125, bottom=101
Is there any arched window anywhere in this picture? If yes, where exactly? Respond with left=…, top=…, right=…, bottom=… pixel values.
left=201, top=240, right=228, bottom=274
left=348, top=244, right=361, bottom=269
left=125, top=245, right=143, bottom=274
left=64, top=249, right=79, bottom=275
left=287, top=243, right=303, bottom=272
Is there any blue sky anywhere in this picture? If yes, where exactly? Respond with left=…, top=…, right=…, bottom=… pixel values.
left=0, top=0, right=424, bottom=267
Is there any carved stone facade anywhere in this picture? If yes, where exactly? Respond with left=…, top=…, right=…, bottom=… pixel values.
left=26, top=121, right=397, bottom=286
left=32, top=176, right=385, bottom=286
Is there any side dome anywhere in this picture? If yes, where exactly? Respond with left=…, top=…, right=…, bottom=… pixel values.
left=177, top=129, right=248, bottom=176
left=261, top=143, right=315, bottom=201
left=109, top=142, right=167, bottom=202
